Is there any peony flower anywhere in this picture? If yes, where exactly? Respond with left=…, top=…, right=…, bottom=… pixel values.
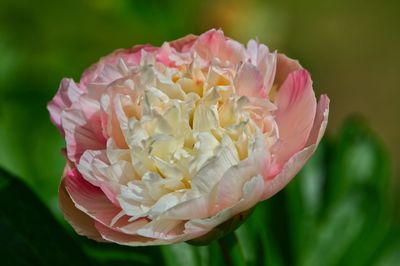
left=48, top=29, right=329, bottom=246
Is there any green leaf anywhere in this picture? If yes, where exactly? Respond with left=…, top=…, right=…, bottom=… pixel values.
left=372, top=229, right=400, bottom=266
left=301, top=190, right=389, bottom=266
left=326, top=117, right=390, bottom=206
left=293, top=117, right=394, bottom=266
left=285, top=141, right=329, bottom=263
left=0, top=167, right=93, bottom=266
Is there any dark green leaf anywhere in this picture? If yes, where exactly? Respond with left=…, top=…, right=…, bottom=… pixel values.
left=0, top=167, right=93, bottom=266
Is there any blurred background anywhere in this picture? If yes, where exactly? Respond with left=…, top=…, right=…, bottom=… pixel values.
left=0, top=0, right=399, bottom=265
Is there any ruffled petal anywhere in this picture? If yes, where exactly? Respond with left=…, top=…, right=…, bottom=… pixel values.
left=184, top=175, right=265, bottom=236
left=169, top=34, right=197, bottom=52
left=274, top=53, right=302, bottom=87
left=212, top=150, right=269, bottom=214
left=59, top=172, right=103, bottom=241
left=61, top=96, right=106, bottom=162
left=65, top=168, right=122, bottom=227
left=193, top=29, right=246, bottom=65
left=261, top=94, right=329, bottom=200
left=246, top=40, right=277, bottom=94
left=80, top=45, right=157, bottom=88
left=95, top=221, right=170, bottom=246
left=272, top=69, right=317, bottom=173
left=235, top=62, right=266, bottom=98
left=47, top=79, right=82, bottom=133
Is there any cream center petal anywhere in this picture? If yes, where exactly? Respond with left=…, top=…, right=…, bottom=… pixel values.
left=98, top=58, right=279, bottom=222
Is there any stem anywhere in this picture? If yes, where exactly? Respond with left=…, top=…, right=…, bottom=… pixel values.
left=217, top=232, right=247, bottom=266
left=218, top=236, right=234, bottom=266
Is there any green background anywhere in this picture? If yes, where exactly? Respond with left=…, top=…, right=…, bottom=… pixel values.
left=0, top=0, right=399, bottom=265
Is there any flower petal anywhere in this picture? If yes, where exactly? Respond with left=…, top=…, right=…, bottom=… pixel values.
left=274, top=53, right=302, bottom=87
left=169, top=34, right=197, bottom=52
left=47, top=79, right=82, bottom=133
left=95, top=222, right=170, bottom=246
left=79, top=45, right=158, bottom=88
left=235, top=62, right=266, bottom=98
left=246, top=40, right=277, bottom=94
left=59, top=175, right=103, bottom=241
left=212, top=150, right=269, bottom=214
left=193, top=29, right=245, bottom=65
left=261, top=94, right=329, bottom=200
left=61, top=96, right=106, bottom=162
left=185, top=175, right=265, bottom=235
left=272, top=69, right=317, bottom=172
left=306, top=94, right=330, bottom=146
left=65, top=168, right=122, bottom=227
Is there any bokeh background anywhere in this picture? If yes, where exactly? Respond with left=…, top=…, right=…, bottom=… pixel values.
left=0, top=0, right=399, bottom=265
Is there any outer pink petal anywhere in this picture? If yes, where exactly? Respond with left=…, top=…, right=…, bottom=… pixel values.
left=59, top=175, right=104, bottom=241
left=79, top=45, right=157, bottom=88
left=272, top=69, right=317, bottom=173
left=261, top=95, right=329, bottom=200
left=169, top=34, right=197, bottom=52
left=47, top=79, right=82, bottom=133
left=306, top=94, right=330, bottom=146
left=61, top=96, right=106, bottom=162
left=64, top=168, right=122, bottom=227
left=274, top=53, right=302, bottom=87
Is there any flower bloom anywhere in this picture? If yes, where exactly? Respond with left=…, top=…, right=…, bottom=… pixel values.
left=48, top=29, right=329, bottom=245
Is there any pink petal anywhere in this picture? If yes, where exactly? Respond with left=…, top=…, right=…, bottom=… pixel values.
left=156, top=43, right=175, bottom=66
left=193, top=29, right=245, bottom=65
left=235, top=62, right=266, bottom=98
left=272, top=69, right=317, bottom=172
left=274, top=53, right=302, bottom=87
left=306, top=94, right=330, bottom=146
left=59, top=176, right=104, bottom=241
left=246, top=40, right=277, bottom=94
left=79, top=45, right=157, bottom=88
left=65, top=167, right=122, bottom=227
left=61, top=96, right=106, bottom=162
left=261, top=94, right=329, bottom=200
left=169, top=34, right=197, bottom=52
left=47, top=79, right=82, bottom=133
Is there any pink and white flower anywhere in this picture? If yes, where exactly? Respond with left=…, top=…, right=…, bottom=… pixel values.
left=48, top=29, right=329, bottom=246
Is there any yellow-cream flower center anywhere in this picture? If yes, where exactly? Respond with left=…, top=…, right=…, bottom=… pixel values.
left=99, top=56, right=278, bottom=219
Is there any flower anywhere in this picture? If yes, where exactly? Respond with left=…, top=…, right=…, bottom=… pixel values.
left=48, top=29, right=329, bottom=246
